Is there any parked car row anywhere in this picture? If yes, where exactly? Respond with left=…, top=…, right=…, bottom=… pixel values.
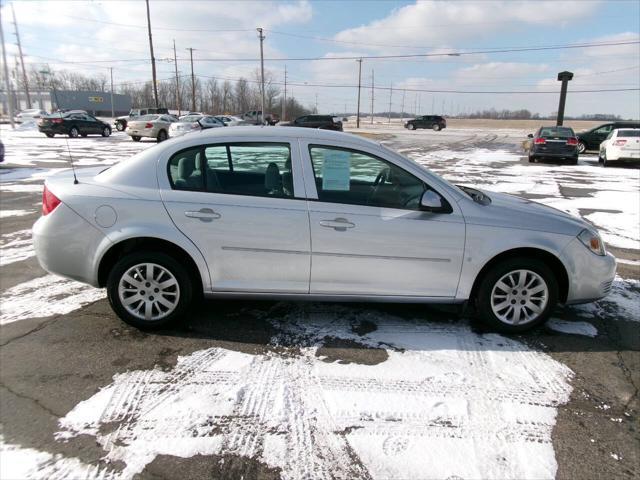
left=525, top=123, right=639, bottom=167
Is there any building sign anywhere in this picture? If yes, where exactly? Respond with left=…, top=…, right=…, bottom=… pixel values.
left=88, top=96, right=104, bottom=103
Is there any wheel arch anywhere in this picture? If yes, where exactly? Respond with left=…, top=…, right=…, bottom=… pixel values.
left=469, top=247, right=569, bottom=304
left=97, top=236, right=204, bottom=295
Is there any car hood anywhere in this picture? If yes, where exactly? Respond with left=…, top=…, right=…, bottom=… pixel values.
left=460, top=189, right=589, bottom=236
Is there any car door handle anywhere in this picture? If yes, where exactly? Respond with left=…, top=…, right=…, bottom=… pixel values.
left=185, top=208, right=221, bottom=222
left=319, top=218, right=355, bottom=231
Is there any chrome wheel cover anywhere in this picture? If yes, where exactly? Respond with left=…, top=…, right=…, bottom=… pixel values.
left=490, top=269, right=548, bottom=326
left=118, top=263, right=180, bottom=321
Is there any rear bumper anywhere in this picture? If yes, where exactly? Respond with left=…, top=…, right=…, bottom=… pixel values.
left=531, top=149, right=578, bottom=160
left=562, top=238, right=616, bottom=304
left=38, top=125, right=68, bottom=135
left=126, top=127, right=158, bottom=138
left=33, top=203, right=109, bottom=287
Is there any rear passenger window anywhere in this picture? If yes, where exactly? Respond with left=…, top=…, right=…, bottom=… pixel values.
left=168, top=143, right=293, bottom=198
left=168, top=148, right=205, bottom=191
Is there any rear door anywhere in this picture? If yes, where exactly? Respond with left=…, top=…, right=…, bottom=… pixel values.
left=160, top=139, right=311, bottom=293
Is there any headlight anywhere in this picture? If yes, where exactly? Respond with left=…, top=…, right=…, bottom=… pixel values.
left=578, top=229, right=605, bottom=256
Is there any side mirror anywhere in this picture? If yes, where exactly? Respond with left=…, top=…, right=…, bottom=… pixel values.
left=527, top=133, right=534, bottom=138
left=420, top=190, right=445, bottom=212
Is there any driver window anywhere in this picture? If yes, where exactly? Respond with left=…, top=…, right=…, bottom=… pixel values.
left=595, top=125, right=612, bottom=134
left=309, top=145, right=425, bottom=210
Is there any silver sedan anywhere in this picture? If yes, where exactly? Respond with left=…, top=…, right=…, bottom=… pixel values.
left=125, top=114, right=176, bottom=142
left=33, top=127, right=616, bottom=332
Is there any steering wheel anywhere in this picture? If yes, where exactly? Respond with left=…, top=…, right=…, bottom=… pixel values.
left=367, top=167, right=391, bottom=204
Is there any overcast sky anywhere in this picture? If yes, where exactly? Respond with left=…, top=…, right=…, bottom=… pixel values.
left=5, top=0, right=640, bottom=117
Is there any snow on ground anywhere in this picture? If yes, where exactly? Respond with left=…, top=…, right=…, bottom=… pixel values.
left=0, top=274, right=105, bottom=325
left=0, top=229, right=35, bottom=266
left=547, top=318, right=598, bottom=337
left=51, top=308, right=572, bottom=480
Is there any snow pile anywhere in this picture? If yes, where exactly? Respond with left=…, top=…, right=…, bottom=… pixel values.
left=0, top=274, right=105, bottom=325
left=54, top=308, right=573, bottom=479
left=547, top=318, right=598, bottom=337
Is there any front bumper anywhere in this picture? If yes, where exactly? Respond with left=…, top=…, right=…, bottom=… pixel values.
left=562, top=237, right=616, bottom=304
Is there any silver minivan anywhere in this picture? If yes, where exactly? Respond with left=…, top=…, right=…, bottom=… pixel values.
left=33, top=127, right=616, bottom=332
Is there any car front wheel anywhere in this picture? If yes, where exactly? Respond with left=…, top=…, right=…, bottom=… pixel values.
left=577, top=141, right=586, bottom=154
left=408, top=124, right=416, bottom=130
left=476, top=258, right=558, bottom=333
left=116, top=122, right=125, bottom=131
left=107, top=252, right=193, bottom=329
left=432, top=124, right=441, bottom=131
left=157, top=130, right=167, bottom=142
left=102, top=127, right=111, bottom=137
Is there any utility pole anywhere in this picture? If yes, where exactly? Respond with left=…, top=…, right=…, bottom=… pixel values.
left=370, top=69, right=374, bottom=124
left=109, top=67, right=114, bottom=118
left=173, top=39, right=181, bottom=116
left=10, top=3, right=29, bottom=109
left=400, top=89, right=405, bottom=122
left=281, top=64, right=287, bottom=121
left=356, top=58, right=362, bottom=128
left=257, top=27, right=265, bottom=125
left=0, top=3, right=14, bottom=128
left=442, top=99, right=445, bottom=115
left=145, top=0, right=158, bottom=108
left=186, top=47, right=196, bottom=112
left=431, top=96, right=435, bottom=114
left=417, top=94, right=421, bottom=114
left=315, top=93, right=318, bottom=113
left=388, top=83, right=392, bottom=124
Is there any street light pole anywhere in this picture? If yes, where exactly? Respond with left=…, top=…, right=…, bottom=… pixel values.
left=109, top=67, right=114, bottom=118
left=556, top=71, right=573, bottom=126
left=356, top=58, right=362, bottom=128
left=145, top=0, right=158, bottom=108
left=173, top=40, right=181, bottom=116
left=187, top=47, right=196, bottom=112
left=257, top=27, right=265, bottom=125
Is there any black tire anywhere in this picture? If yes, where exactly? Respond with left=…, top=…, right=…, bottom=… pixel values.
left=568, top=157, right=578, bottom=165
left=116, top=121, right=125, bottom=131
left=131, top=136, right=141, bottom=142
left=577, top=141, right=586, bottom=154
left=45, top=133, right=54, bottom=138
left=81, top=133, right=88, bottom=138
left=69, top=127, right=80, bottom=138
left=106, top=251, right=193, bottom=329
left=476, top=257, right=558, bottom=333
left=432, top=124, right=441, bottom=131
left=102, top=127, right=111, bottom=137
left=408, top=123, right=416, bottom=130
left=157, top=130, right=167, bottom=142
left=528, top=153, right=536, bottom=163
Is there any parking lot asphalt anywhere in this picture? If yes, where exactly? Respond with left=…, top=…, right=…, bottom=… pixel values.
left=0, top=125, right=638, bottom=479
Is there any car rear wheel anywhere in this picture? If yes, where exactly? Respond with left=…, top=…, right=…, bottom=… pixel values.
left=45, top=133, right=54, bottom=138
left=69, top=127, right=79, bottom=138
left=157, top=130, right=167, bottom=142
left=476, top=258, right=558, bottom=333
left=602, top=152, right=608, bottom=167
left=432, top=124, right=441, bottom=131
left=102, top=127, right=111, bottom=137
left=81, top=133, right=88, bottom=138
left=577, top=141, right=586, bottom=154
left=116, top=121, right=125, bottom=131
left=107, top=252, right=193, bottom=329
left=131, top=136, right=141, bottom=142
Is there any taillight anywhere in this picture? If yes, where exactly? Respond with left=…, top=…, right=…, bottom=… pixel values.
left=534, top=137, right=546, bottom=145
left=42, top=185, right=61, bottom=215
left=145, top=122, right=153, bottom=128
left=52, top=118, right=63, bottom=124
left=614, top=139, right=627, bottom=146
left=567, top=137, right=578, bottom=146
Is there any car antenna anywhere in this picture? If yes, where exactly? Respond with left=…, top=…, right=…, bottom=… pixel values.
left=53, top=90, right=79, bottom=184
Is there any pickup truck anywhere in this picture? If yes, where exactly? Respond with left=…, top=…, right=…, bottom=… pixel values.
left=241, top=110, right=280, bottom=126
left=115, top=108, right=169, bottom=131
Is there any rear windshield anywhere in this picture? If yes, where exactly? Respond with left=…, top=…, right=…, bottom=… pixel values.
left=538, top=127, right=574, bottom=138
left=617, top=129, right=640, bottom=137
left=179, top=115, right=202, bottom=122
left=138, top=114, right=160, bottom=121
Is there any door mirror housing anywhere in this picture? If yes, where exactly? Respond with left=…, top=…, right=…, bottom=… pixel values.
left=420, top=190, right=451, bottom=213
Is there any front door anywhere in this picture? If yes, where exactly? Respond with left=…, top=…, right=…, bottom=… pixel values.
left=302, top=143, right=465, bottom=298
left=161, top=141, right=311, bottom=293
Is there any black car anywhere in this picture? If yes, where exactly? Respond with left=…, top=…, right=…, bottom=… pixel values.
left=282, top=115, right=343, bottom=131
left=39, top=112, right=112, bottom=138
left=576, top=121, right=640, bottom=153
left=404, top=115, right=446, bottom=131
left=527, top=126, right=579, bottom=164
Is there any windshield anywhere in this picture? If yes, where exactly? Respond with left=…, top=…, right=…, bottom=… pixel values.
left=539, top=127, right=574, bottom=138
left=618, top=129, right=640, bottom=137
